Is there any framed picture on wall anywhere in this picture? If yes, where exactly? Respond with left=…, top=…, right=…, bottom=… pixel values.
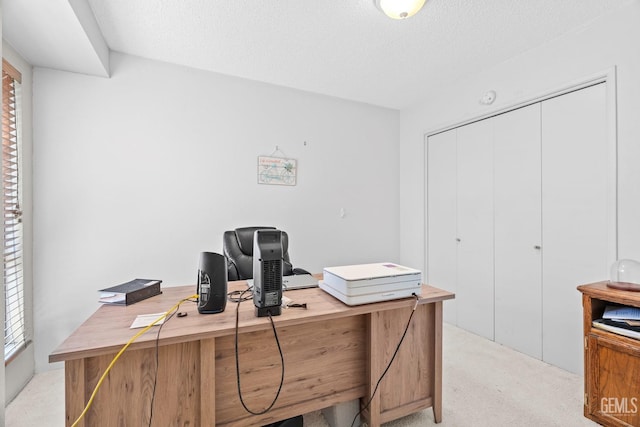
left=257, top=156, right=297, bottom=186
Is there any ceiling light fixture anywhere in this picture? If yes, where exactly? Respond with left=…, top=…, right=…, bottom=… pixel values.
left=374, top=0, right=426, bottom=19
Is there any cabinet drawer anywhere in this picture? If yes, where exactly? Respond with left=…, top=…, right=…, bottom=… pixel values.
left=587, top=333, right=640, bottom=426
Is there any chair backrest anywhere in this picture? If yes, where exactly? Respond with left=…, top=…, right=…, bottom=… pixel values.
left=223, top=226, right=292, bottom=281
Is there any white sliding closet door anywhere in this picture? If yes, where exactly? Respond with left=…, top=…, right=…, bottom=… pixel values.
left=456, top=120, right=494, bottom=340
left=424, top=81, right=613, bottom=373
left=427, top=130, right=458, bottom=324
left=493, top=104, right=542, bottom=359
left=541, top=83, right=609, bottom=374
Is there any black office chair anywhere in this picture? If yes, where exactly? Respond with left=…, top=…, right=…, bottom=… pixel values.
left=223, top=226, right=310, bottom=281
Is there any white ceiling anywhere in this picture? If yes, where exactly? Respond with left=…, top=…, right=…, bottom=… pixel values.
left=2, top=0, right=631, bottom=109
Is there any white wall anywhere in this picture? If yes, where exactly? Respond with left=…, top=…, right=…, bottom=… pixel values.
left=399, top=1, right=640, bottom=276
left=34, top=52, right=400, bottom=372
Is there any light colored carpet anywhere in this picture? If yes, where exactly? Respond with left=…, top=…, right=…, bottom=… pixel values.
left=5, top=323, right=597, bottom=426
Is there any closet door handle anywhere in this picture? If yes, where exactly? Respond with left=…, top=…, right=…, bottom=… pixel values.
left=456, top=238, right=461, bottom=242
left=534, top=245, right=541, bottom=250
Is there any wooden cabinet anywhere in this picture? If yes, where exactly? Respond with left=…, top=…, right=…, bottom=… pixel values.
left=578, top=282, right=640, bottom=427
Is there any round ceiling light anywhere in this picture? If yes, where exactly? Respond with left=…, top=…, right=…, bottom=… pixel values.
left=374, top=0, right=427, bottom=19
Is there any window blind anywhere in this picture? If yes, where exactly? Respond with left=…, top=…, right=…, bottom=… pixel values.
left=3, top=58, right=26, bottom=362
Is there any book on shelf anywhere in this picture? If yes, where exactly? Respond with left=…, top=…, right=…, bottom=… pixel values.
left=593, top=318, right=640, bottom=340
left=603, top=304, right=640, bottom=321
left=99, top=278, right=162, bottom=305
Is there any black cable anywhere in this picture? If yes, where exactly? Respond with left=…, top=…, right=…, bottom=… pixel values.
left=233, top=288, right=286, bottom=415
left=148, top=298, right=197, bottom=427
left=287, top=303, right=307, bottom=309
left=350, top=294, right=420, bottom=427
left=228, top=288, right=253, bottom=303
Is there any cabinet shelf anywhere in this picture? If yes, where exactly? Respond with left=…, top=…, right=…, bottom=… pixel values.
left=591, top=323, right=640, bottom=345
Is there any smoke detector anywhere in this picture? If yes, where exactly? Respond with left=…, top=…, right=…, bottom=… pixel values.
left=480, top=90, right=496, bottom=105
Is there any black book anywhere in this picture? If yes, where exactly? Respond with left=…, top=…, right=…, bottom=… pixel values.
left=99, top=279, right=162, bottom=305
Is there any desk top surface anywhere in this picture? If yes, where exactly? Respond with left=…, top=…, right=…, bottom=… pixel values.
left=49, top=280, right=454, bottom=363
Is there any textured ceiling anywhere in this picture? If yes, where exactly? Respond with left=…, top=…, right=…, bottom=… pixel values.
left=4, top=0, right=631, bottom=109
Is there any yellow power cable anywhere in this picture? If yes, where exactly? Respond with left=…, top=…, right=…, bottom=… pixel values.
left=70, top=293, right=198, bottom=427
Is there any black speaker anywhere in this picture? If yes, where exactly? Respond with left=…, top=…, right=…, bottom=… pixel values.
left=197, top=252, right=227, bottom=314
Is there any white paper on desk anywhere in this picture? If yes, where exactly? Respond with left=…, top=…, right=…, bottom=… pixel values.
left=130, top=313, right=166, bottom=329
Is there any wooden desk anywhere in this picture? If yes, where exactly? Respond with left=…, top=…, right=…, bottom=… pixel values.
left=50, top=281, right=454, bottom=426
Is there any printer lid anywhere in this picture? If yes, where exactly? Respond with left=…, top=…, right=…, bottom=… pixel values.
left=323, top=262, right=421, bottom=281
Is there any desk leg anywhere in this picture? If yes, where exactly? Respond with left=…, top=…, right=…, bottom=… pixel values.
left=367, top=312, right=382, bottom=427
left=65, top=359, right=86, bottom=427
left=433, top=301, right=443, bottom=423
left=200, top=338, right=216, bottom=425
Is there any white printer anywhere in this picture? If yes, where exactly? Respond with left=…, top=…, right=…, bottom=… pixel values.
left=319, top=262, right=422, bottom=305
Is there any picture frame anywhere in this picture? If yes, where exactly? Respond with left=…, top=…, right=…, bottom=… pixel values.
left=257, top=156, right=297, bottom=186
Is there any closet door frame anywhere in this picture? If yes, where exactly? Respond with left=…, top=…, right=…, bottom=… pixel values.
left=424, top=67, right=618, bottom=326
left=426, top=131, right=458, bottom=325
